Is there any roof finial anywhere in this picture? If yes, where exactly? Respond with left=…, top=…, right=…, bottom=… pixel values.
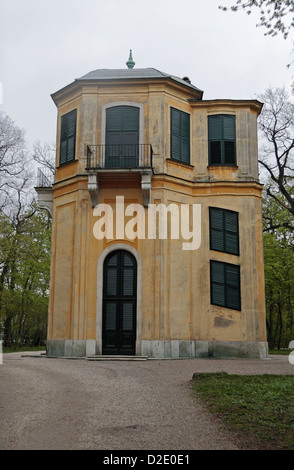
left=126, top=49, right=135, bottom=69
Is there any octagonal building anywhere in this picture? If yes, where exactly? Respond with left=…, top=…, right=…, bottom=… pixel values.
left=36, top=53, right=268, bottom=359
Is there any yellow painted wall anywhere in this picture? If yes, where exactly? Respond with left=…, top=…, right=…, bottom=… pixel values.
left=47, top=73, right=267, bottom=356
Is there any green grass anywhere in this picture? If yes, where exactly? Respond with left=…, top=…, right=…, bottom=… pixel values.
left=269, top=349, right=292, bottom=355
left=3, top=345, right=46, bottom=353
left=192, top=373, right=294, bottom=450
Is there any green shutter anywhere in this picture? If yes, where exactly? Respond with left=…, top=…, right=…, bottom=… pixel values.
left=224, top=210, right=239, bottom=255
left=210, top=208, right=225, bottom=252
left=223, top=115, right=235, bottom=140
left=60, top=109, right=76, bottom=165
left=211, top=261, right=225, bottom=306
left=171, top=108, right=181, bottom=134
left=60, top=113, right=68, bottom=141
left=106, top=106, right=139, bottom=168
left=225, top=264, right=241, bottom=310
left=209, top=116, right=222, bottom=165
left=171, top=107, right=190, bottom=164
left=106, top=107, right=123, bottom=132
left=68, top=110, right=76, bottom=136
left=210, top=261, right=241, bottom=310
left=210, top=208, right=239, bottom=255
left=208, top=115, right=236, bottom=165
left=181, top=111, right=190, bottom=139
left=224, top=141, right=235, bottom=164
left=123, top=107, right=139, bottom=132
left=60, top=141, right=67, bottom=165
left=208, top=115, right=222, bottom=140
left=106, top=106, right=139, bottom=132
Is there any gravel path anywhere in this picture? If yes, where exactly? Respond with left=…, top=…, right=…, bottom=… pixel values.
left=1, top=352, right=293, bottom=450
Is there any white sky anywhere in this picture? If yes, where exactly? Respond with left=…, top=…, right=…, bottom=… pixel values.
left=0, top=0, right=293, bottom=149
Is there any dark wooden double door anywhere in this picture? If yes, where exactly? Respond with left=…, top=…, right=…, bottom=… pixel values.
left=102, top=250, right=137, bottom=355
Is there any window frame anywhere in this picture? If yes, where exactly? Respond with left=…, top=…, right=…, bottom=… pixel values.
left=210, top=260, right=241, bottom=311
left=209, top=207, right=240, bottom=256
left=170, top=107, right=191, bottom=165
left=208, top=114, right=236, bottom=166
left=59, top=109, right=77, bottom=166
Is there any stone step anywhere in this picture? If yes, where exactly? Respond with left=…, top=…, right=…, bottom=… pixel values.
left=86, top=355, right=148, bottom=361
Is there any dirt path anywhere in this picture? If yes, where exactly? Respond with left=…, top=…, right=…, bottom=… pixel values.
left=1, top=353, right=293, bottom=450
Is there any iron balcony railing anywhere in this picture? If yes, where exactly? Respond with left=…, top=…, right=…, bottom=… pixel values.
left=85, top=144, right=153, bottom=170
left=36, top=167, right=55, bottom=187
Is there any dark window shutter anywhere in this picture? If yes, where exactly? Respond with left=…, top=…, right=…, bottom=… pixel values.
left=181, top=138, right=190, bottom=164
left=123, top=107, right=139, bottom=132
left=171, top=134, right=181, bottom=161
left=106, top=106, right=139, bottom=168
left=60, top=109, right=76, bottom=165
left=60, top=113, right=68, bottom=141
left=224, top=141, right=235, bottom=164
left=60, top=141, right=67, bottom=165
left=106, top=107, right=123, bottom=132
left=223, top=115, right=235, bottom=140
left=208, top=115, right=222, bottom=140
left=211, top=261, right=225, bottom=306
left=208, top=115, right=236, bottom=165
left=106, top=106, right=139, bottom=132
left=210, top=141, right=222, bottom=164
left=171, top=107, right=190, bottom=164
left=210, top=208, right=225, bottom=252
left=224, top=210, right=239, bottom=255
left=225, top=264, right=241, bottom=310
left=210, top=261, right=241, bottom=310
left=208, top=115, right=222, bottom=165
left=210, top=207, right=239, bottom=255
left=181, top=111, right=190, bottom=139
left=171, top=108, right=181, bottom=134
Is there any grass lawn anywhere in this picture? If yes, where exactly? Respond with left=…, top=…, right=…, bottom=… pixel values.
left=192, top=372, right=294, bottom=450
left=3, top=345, right=46, bottom=353
left=269, top=349, right=292, bottom=356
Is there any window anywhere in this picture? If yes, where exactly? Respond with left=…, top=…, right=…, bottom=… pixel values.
left=60, top=109, right=77, bottom=165
left=106, top=106, right=139, bottom=168
left=208, top=114, right=236, bottom=165
left=209, top=207, right=239, bottom=255
left=170, top=107, right=190, bottom=164
left=210, top=260, right=241, bottom=310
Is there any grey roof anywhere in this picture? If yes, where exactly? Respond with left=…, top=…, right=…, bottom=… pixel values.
left=77, top=68, right=203, bottom=95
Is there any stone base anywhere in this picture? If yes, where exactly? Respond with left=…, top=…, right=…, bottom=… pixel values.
left=47, top=339, right=268, bottom=359
left=47, top=339, right=96, bottom=358
left=141, top=340, right=268, bottom=359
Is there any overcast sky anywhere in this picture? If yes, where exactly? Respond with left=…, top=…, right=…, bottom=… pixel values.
left=0, top=0, right=293, bottom=149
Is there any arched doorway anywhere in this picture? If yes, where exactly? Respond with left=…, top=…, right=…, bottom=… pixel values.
left=102, top=250, right=137, bottom=355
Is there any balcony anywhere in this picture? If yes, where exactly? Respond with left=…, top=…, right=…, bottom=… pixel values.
left=35, top=167, right=55, bottom=217
left=85, top=144, right=153, bottom=170
left=85, top=144, right=153, bottom=208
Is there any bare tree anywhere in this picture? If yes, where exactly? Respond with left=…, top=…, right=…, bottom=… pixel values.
left=219, top=0, right=294, bottom=39
left=0, top=112, right=32, bottom=212
left=257, top=87, right=294, bottom=230
left=32, top=140, right=55, bottom=174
